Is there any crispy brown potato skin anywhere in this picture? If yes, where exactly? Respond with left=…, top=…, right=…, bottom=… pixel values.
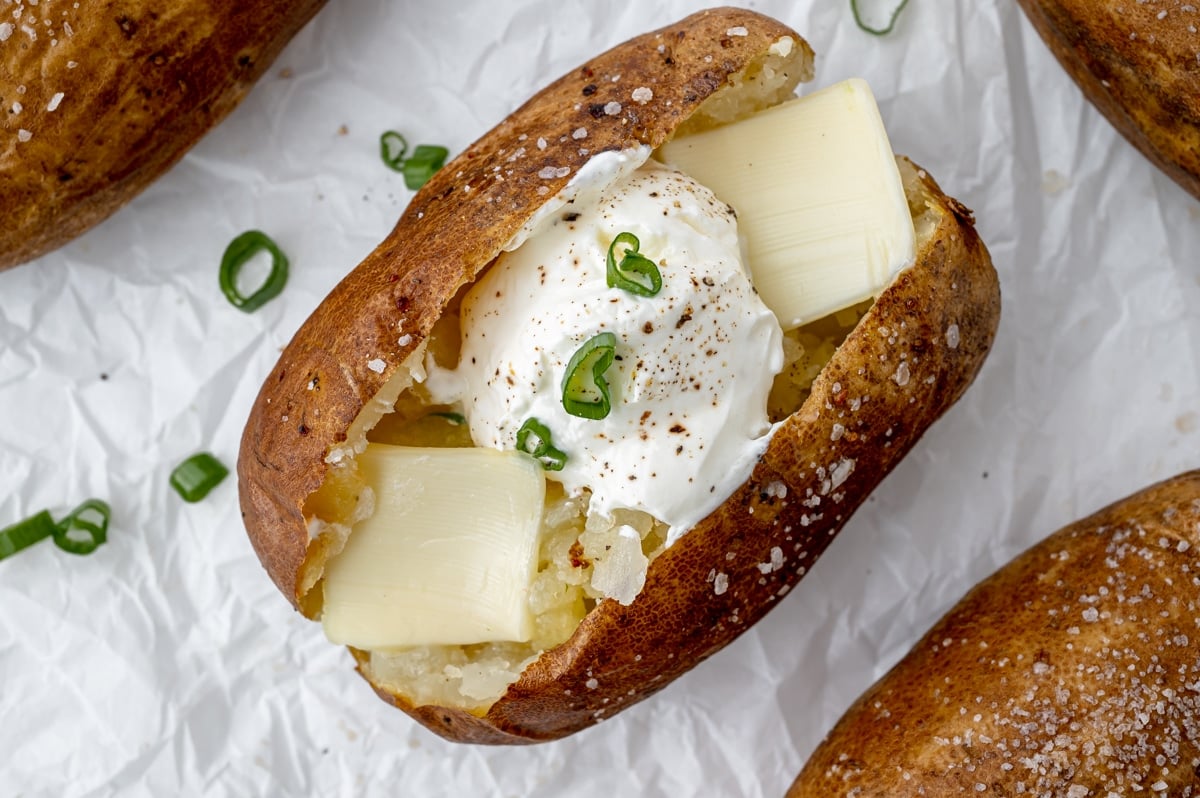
left=239, top=7, right=1001, bottom=743
left=0, top=0, right=327, bottom=270
left=1017, top=0, right=1200, bottom=200
left=789, top=472, right=1200, bottom=796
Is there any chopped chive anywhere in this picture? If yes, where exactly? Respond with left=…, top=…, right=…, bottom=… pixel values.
left=561, top=332, right=618, bottom=420
left=851, top=0, right=910, bottom=36
left=170, top=453, right=229, bottom=503
left=0, top=510, right=58, bottom=561
left=402, top=144, right=450, bottom=190
left=219, top=230, right=289, bottom=313
left=606, top=232, right=662, bottom=297
left=516, top=418, right=568, bottom=471
left=52, top=499, right=110, bottom=556
left=429, top=411, right=466, bottom=426
left=380, top=130, right=409, bottom=171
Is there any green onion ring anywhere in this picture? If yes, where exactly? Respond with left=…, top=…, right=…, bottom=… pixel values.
left=380, top=130, right=409, bottom=171
left=851, top=0, right=911, bottom=36
left=52, top=499, right=110, bottom=556
left=561, top=332, right=618, bottom=420
left=516, top=418, right=568, bottom=471
left=170, top=453, right=230, bottom=503
left=402, top=144, right=450, bottom=191
left=219, top=231, right=289, bottom=313
left=606, top=232, right=663, bottom=297
left=0, top=510, right=59, bottom=561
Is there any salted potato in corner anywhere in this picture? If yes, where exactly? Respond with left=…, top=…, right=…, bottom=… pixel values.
left=789, top=472, right=1200, bottom=797
left=0, top=0, right=327, bottom=270
left=239, top=7, right=1001, bottom=743
left=1017, top=0, right=1200, bottom=200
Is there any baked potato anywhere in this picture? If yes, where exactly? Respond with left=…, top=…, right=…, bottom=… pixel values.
left=1017, top=0, right=1200, bottom=201
left=239, top=7, right=1001, bottom=743
left=0, top=0, right=327, bottom=270
left=788, top=471, right=1200, bottom=796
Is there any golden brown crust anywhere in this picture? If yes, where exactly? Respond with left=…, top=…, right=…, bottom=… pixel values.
left=788, top=472, right=1200, bottom=796
left=0, top=0, right=327, bottom=270
left=1017, top=0, right=1200, bottom=200
left=239, top=7, right=1001, bottom=743
left=240, top=6, right=814, bottom=605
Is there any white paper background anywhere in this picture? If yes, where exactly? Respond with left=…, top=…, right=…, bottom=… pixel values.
left=2, top=1, right=1198, bottom=795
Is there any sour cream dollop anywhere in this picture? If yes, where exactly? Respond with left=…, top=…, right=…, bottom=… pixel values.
left=438, top=159, right=783, bottom=543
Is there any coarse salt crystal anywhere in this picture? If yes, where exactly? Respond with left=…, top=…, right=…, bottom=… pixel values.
left=893, top=361, right=910, bottom=386
left=1082, top=607, right=1099, bottom=623
left=830, top=457, right=855, bottom=489
left=0, top=22, right=12, bottom=40
left=946, top=323, right=960, bottom=349
left=631, top=86, right=652, bottom=104
left=571, top=127, right=587, bottom=140
left=713, top=572, right=729, bottom=595
left=11, top=101, right=21, bottom=114
left=397, top=334, right=412, bottom=347
left=603, top=101, right=621, bottom=116
left=366, top=358, right=386, bottom=373
left=726, top=26, right=748, bottom=36
left=17, top=128, right=31, bottom=142
left=536, top=137, right=547, bottom=150
left=585, top=678, right=599, bottom=690
left=47, top=92, right=64, bottom=112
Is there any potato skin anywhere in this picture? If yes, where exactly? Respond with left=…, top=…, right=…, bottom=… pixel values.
left=0, top=0, right=327, bottom=270
left=239, top=7, right=1001, bottom=743
left=1017, top=0, right=1200, bottom=200
left=788, top=472, right=1200, bottom=797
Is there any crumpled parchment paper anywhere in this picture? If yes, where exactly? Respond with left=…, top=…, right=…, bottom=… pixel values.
left=2, top=1, right=1198, bottom=796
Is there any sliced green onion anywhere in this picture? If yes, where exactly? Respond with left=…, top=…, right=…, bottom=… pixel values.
left=52, top=499, right=110, bottom=556
left=429, top=411, right=466, bottom=425
left=516, top=418, right=568, bottom=471
left=561, top=332, right=617, bottom=420
left=0, top=510, right=58, bottom=561
left=851, top=0, right=910, bottom=36
left=170, top=453, right=229, bottom=503
left=380, top=130, right=409, bottom=171
left=606, top=232, right=662, bottom=297
left=219, top=230, right=289, bottom=313
left=402, top=144, right=449, bottom=190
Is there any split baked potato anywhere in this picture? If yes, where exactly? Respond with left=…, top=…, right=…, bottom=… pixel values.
left=0, top=0, right=327, bottom=270
left=788, top=472, right=1200, bottom=796
left=239, top=7, right=1001, bottom=743
left=1018, top=0, right=1200, bottom=200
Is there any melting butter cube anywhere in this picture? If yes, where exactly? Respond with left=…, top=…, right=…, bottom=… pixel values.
left=320, top=444, right=545, bottom=648
left=658, top=78, right=915, bottom=329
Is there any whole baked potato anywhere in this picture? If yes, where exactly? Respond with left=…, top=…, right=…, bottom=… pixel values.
left=1017, top=0, right=1200, bottom=200
left=239, top=7, right=1001, bottom=743
left=788, top=472, right=1200, bottom=796
left=0, top=0, right=327, bottom=270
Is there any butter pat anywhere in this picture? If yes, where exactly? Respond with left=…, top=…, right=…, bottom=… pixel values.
left=657, top=78, right=915, bottom=329
left=320, top=444, right=545, bottom=649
